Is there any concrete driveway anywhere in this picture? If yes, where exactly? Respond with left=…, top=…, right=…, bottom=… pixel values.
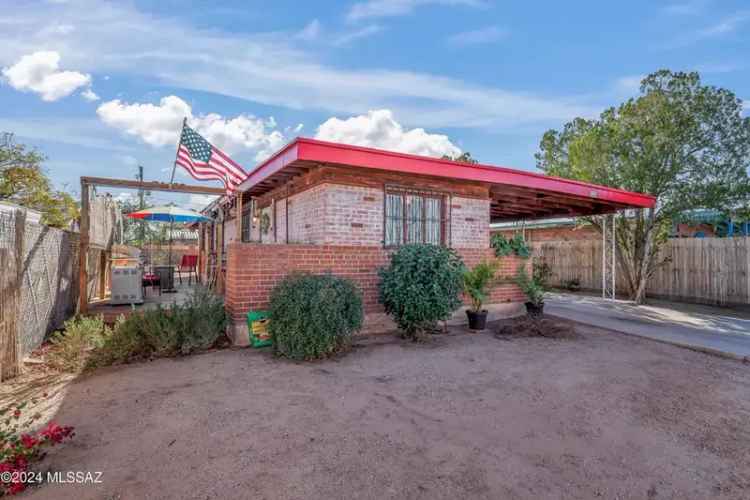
left=546, top=293, right=750, bottom=360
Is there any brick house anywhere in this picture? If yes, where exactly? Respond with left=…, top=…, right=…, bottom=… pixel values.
left=206, top=138, right=654, bottom=344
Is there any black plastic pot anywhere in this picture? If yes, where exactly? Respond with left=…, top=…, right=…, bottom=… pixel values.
left=525, top=302, right=544, bottom=318
left=466, top=309, right=489, bottom=330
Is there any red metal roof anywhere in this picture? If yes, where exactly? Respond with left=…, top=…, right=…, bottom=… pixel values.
left=239, top=137, right=655, bottom=222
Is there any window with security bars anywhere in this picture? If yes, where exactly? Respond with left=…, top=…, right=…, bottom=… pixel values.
left=384, top=188, right=445, bottom=247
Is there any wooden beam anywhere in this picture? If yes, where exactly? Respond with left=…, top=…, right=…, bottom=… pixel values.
left=78, top=180, right=90, bottom=314
left=216, top=208, right=224, bottom=293
left=81, top=176, right=226, bottom=195
left=235, top=193, right=243, bottom=243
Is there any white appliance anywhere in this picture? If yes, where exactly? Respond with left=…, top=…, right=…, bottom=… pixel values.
left=110, top=266, right=144, bottom=305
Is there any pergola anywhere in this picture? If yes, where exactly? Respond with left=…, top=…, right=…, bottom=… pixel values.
left=78, top=176, right=225, bottom=314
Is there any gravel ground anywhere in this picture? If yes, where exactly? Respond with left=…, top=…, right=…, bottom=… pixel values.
left=13, top=317, right=750, bottom=499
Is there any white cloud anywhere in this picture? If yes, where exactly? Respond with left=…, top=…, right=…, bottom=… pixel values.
left=347, top=0, right=484, bottom=22
left=96, top=95, right=285, bottom=161
left=0, top=1, right=597, bottom=131
left=315, top=109, right=461, bottom=158
left=665, top=10, right=750, bottom=47
left=186, top=194, right=218, bottom=212
left=333, top=25, right=384, bottom=46
left=447, top=26, right=508, bottom=46
left=191, top=113, right=285, bottom=161
left=97, top=96, right=190, bottom=147
left=614, top=75, right=644, bottom=95
left=1, top=51, right=91, bottom=101
left=296, top=19, right=321, bottom=41
left=699, top=11, right=749, bottom=37
left=81, top=87, right=99, bottom=101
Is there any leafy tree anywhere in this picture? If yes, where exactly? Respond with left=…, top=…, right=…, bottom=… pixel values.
left=442, top=151, right=479, bottom=164
left=536, top=70, right=750, bottom=303
left=0, top=133, right=79, bottom=228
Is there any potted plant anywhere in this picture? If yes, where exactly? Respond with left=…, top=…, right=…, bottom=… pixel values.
left=462, top=260, right=498, bottom=330
left=515, top=265, right=545, bottom=317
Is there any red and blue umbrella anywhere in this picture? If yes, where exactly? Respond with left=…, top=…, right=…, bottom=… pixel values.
left=126, top=205, right=210, bottom=223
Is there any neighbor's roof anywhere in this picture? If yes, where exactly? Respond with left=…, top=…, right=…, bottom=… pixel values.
left=238, top=137, right=656, bottom=222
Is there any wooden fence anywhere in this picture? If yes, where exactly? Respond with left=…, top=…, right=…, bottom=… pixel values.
left=532, top=237, right=750, bottom=306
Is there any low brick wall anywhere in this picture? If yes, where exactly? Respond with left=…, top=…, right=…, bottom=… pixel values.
left=225, top=243, right=528, bottom=343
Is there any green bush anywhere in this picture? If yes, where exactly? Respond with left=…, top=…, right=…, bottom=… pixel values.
left=491, top=233, right=530, bottom=258
left=268, top=273, right=363, bottom=360
left=48, top=315, right=110, bottom=372
left=379, top=244, right=465, bottom=340
left=87, top=286, right=227, bottom=368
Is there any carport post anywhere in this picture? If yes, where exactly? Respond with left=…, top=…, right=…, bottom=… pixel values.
left=602, top=216, right=606, bottom=299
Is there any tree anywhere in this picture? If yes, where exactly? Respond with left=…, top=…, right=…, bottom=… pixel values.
left=442, top=151, right=479, bottom=164
left=536, top=70, right=750, bottom=303
left=0, top=133, right=80, bottom=228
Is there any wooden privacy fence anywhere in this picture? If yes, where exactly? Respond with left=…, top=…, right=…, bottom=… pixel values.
left=532, top=237, right=750, bottom=306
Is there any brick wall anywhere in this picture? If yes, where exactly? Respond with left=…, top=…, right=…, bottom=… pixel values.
left=450, top=197, right=489, bottom=249
left=252, top=183, right=490, bottom=248
left=225, top=243, right=528, bottom=338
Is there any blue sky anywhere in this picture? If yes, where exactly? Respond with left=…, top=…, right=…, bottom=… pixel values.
left=1, top=0, right=748, bottom=208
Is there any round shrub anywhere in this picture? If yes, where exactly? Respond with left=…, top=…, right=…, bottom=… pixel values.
left=378, top=244, right=465, bottom=339
left=268, top=273, right=363, bottom=360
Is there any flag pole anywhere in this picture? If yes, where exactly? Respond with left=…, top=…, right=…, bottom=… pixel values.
left=170, top=117, right=187, bottom=187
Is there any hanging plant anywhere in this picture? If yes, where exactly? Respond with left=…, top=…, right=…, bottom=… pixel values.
left=491, top=233, right=530, bottom=259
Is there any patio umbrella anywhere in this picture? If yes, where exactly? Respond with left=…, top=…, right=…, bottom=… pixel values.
left=126, top=206, right=210, bottom=289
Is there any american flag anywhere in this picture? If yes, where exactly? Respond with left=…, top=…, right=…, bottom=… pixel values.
left=174, top=123, right=247, bottom=194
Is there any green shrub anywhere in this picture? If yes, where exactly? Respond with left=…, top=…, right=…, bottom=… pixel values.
left=269, top=273, right=363, bottom=360
left=48, top=315, right=110, bottom=372
left=515, top=264, right=545, bottom=306
left=87, top=286, right=227, bottom=368
left=491, top=233, right=530, bottom=258
left=463, top=260, right=499, bottom=312
left=379, top=244, right=465, bottom=340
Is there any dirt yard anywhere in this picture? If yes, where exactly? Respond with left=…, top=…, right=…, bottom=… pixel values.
left=7, top=318, right=750, bottom=499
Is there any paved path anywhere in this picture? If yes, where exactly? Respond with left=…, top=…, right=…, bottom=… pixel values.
left=546, top=293, right=750, bottom=361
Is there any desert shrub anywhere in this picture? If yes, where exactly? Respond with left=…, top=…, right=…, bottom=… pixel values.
left=491, top=233, right=530, bottom=258
left=463, top=260, right=499, bottom=312
left=1, top=397, right=75, bottom=496
left=47, top=315, right=110, bottom=372
left=379, top=244, right=464, bottom=340
left=268, top=273, right=363, bottom=360
left=87, top=286, right=227, bottom=368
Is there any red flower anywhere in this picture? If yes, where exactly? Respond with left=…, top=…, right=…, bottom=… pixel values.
left=8, top=481, right=25, bottom=494
left=20, top=434, right=37, bottom=449
left=39, top=422, right=74, bottom=444
left=12, top=409, right=20, bottom=418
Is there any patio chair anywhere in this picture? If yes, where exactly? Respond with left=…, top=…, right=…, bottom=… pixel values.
left=142, top=271, right=161, bottom=297
left=178, top=254, right=199, bottom=285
